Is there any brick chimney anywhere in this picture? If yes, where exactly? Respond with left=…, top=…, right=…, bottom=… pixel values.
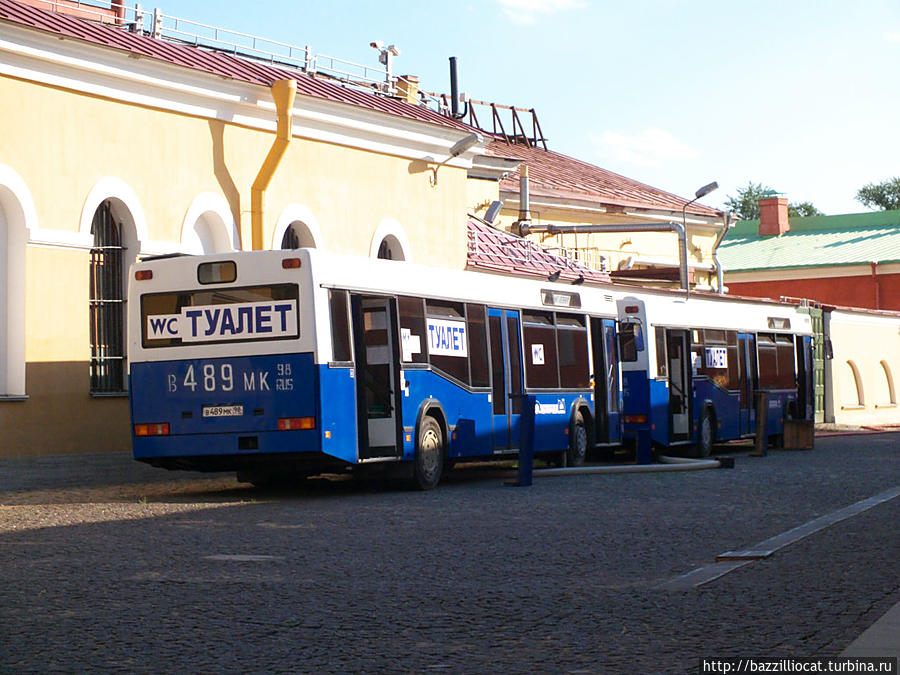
left=758, top=196, right=790, bottom=236
left=396, top=75, right=419, bottom=105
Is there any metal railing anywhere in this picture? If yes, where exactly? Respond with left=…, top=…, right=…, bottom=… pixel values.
left=30, top=1, right=396, bottom=92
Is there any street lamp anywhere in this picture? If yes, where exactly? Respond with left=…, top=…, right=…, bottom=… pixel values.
left=429, top=133, right=483, bottom=186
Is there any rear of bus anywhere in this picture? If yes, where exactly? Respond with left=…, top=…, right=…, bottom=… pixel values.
left=128, top=249, right=335, bottom=475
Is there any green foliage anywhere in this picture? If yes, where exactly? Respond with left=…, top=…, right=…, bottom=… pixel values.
left=855, top=177, right=900, bottom=211
left=725, top=181, right=824, bottom=219
left=788, top=201, right=824, bottom=217
left=724, top=182, right=772, bottom=221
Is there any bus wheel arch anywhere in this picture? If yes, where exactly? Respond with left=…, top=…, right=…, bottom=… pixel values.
left=695, top=404, right=717, bottom=458
left=567, top=400, right=591, bottom=467
left=413, top=400, right=447, bottom=490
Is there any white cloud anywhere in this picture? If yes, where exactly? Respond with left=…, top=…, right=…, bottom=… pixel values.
left=589, top=128, right=698, bottom=168
left=497, top=0, right=586, bottom=25
left=886, top=31, right=900, bottom=42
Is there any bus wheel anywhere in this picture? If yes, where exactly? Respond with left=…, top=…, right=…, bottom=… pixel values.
left=413, top=416, right=444, bottom=490
left=567, top=411, right=588, bottom=467
left=696, top=408, right=715, bottom=458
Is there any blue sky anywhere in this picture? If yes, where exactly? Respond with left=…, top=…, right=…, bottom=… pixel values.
left=157, top=0, right=900, bottom=215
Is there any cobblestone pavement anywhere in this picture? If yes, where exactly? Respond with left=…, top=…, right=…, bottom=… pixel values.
left=0, top=435, right=898, bottom=673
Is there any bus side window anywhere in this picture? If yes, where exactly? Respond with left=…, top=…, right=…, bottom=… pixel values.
left=618, top=320, right=643, bottom=362
left=556, top=312, right=589, bottom=388
left=522, top=310, right=559, bottom=389
left=329, top=290, right=352, bottom=362
left=398, top=296, right=428, bottom=364
left=655, top=327, right=667, bottom=378
left=466, top=303, right=490, bottom=388
left=757, top=333, right=778, bottom=388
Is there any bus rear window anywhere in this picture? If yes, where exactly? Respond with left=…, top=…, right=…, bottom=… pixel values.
left=141, top=283, right=299, bottom=348
left=198, top=260, right=237, bottom=284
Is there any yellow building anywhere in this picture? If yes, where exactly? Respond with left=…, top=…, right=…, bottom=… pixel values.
left=0, top=0, right=491, bottom=455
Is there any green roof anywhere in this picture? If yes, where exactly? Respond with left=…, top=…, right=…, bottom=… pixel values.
left=719, top=209, right=900, bottom=272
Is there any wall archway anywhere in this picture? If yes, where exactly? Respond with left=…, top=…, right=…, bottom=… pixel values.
left=273, top=204, right=323, bottom=250
left=369, top=219, right=412, bottom=262
left=845, top=360, right=865, bottom=408
left=80, top=177, right=147, bottom=254
left=181, top=192, right=237, bottom=253
left=879, top=360, right=896, bottom=406
left=0, top=164, right=33, bottom=396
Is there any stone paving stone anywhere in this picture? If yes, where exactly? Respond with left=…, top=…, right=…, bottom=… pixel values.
left=0, top=434, right=897, bottom=672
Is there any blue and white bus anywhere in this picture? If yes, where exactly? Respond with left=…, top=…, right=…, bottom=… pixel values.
left=615, top=291, right=815, bottom=456
left=128, top=249, right=624, bottom=488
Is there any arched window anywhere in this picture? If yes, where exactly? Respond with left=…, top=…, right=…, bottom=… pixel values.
left=89, top=201, right=126, bottom=393
left=280, top=221, right=317, bottom=250
left=844, top=360, right=864, bottom=409
left=0, top=167, right=31, bottom=398
left=879, top=360, right=896, bottom=406
left=375, top=235, right=405, bottom=261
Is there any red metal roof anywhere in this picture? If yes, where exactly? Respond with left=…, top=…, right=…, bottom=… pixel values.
left=487, top=140, right=722, bottom=218
left=0, top=0, right=475, bottom=132
left=467, top=218, right=611, bottom=284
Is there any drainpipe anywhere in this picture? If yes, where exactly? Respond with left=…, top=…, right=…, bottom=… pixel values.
left=250, top=79, right=297, bottom=251
left=518, top=221, right=690, bottom=294
left=712, top=210, right=734, bottom=294
left=871, top=261, right=880, bottom=309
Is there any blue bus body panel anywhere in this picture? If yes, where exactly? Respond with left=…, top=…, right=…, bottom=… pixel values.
left=399, top=370, right=586, bottom=460
left=400, top=369, right=492, bottom=460
left=694, top=379, right=741, bottom=441
left=317, top=365, right=359, bottom=464
left=131, top=353, right=323, bottom=460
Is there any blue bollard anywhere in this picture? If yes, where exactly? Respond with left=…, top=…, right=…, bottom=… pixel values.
left=513, top=394, right=536, bottom=487
left=635, top=427, right=652, bottom=465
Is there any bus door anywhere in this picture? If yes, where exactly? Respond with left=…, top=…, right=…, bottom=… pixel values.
left=488, top=308, right=523, bottom=452
left=737, top=332, right=758, bottom=435
left=665, top=329, right=692, bottom=442
left=590, top=317, right=621, bottom=443
left=351, top=295, right=402, bottom=460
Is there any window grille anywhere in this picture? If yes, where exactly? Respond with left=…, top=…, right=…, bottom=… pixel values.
left=89, top=201, right=126, bottom=393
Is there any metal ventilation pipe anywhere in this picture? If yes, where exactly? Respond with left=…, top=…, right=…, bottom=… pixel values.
left=448, top=57, right=467, bottom=119
left=711, top=210, right=734, bottom=294
left=518, top=166, right=531, bottom=222
left=518, top=221, right=691, bottom=294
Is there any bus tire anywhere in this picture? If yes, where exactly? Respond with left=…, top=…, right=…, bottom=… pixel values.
left=413, top=416, right=444, bottom=490
left=567, top=411, right=588, bottom=467
left=695, top=407, right=716, bottom=458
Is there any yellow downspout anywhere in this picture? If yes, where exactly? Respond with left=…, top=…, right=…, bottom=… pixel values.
left=250, top=79, right=297, bottom=251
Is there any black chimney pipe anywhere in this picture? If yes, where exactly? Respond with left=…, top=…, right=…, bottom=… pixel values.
left=448, top=57, right=466, bottom=119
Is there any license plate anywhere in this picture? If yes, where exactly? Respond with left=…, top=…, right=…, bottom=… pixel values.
left=202, top=405, right=244, bottom=418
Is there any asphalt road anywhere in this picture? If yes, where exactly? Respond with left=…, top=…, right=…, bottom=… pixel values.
left=1, top=434, right=898, bottom=673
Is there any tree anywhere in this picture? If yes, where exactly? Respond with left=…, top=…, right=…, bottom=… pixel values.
left=788, top=201, right=824, bottom=218
left=724, top=182, right=823, bottom=220
left=856, top=177, right=900, bottom=211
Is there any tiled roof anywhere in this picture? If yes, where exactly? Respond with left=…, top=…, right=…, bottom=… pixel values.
left=719, top=209, right=900, bottom=272
left=467, top=218, right=611, bottom=284
left=487, top=140, right=722, bottom=218
left=0, top=0, right=474, bottom=132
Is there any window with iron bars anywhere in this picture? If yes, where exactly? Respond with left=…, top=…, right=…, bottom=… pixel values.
left=89, top=201, right=127, bottom=394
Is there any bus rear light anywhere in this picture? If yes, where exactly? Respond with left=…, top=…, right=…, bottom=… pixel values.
left=134, top=423, right=169, bottom=436
left=282, top=258, right=302, bottom=269
left=624, top=305, right=640, bottom=314
left=134, top=270, right=153, bottom=281
left=278, top=416, right=315, bottom=431
left=624, top=415, right=648, bottom=425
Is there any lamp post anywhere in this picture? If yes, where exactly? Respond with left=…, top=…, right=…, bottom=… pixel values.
left=681, top=181, right=718, bottom=297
